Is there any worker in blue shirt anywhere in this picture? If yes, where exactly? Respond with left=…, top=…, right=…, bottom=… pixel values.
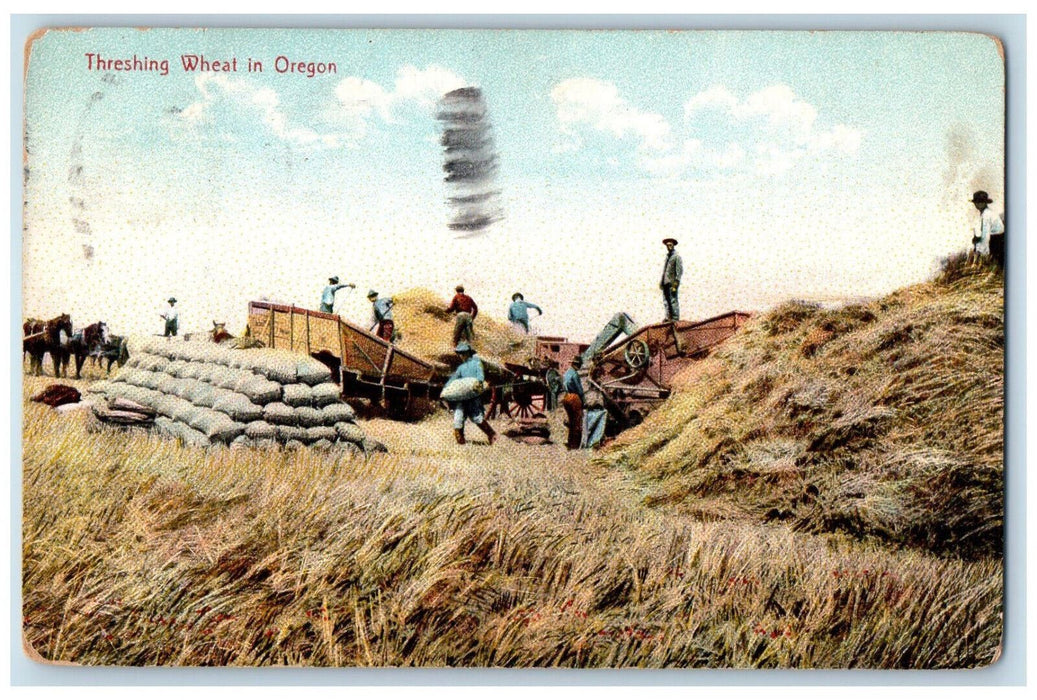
left=367, top=290, right=396, bottom=342
left=561, top=355, right=585, bottom=450
left=320, top=276, right=355, bottom=313
left=507, top=292, right=543, bottom=334
left=447, top=341, right=496, bottom=445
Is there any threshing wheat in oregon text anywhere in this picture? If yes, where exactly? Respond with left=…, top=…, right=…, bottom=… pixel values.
left=84, top=53, right=338, bottom=78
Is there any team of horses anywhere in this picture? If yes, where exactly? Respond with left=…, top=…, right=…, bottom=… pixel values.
left=22, top=315, right=125, bottom=379
left=23, top=317, right=239, bottom=379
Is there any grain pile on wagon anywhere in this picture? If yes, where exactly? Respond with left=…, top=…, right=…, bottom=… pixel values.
left=390, top=288, right=536, bottom=370
left=86, top=338, right=381, bottom=453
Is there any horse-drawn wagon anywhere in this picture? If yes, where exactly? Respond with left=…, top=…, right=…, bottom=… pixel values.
left=247, top=301, right=447, bottom=419
left=589, top=311, right=751, bottom=429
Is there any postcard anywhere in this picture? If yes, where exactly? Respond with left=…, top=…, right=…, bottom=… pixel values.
left=20, top=27, right=1005, bottom=669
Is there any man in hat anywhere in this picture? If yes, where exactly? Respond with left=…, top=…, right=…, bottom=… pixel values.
left=446, top=341, right=496, bottom=445
left=160, top=297, right=179, bottom=338
left=367, top=290, right=395, bottom=342
left=320, top=276, right=355, bottom=314
left=561, top=355, right=585, bottom=450
left=660, top=238, right=683, bottom=321
left=507, top=292, right=543, bottom=334
left=446, top=284, right=479, bottom=344
left=968, top=191, right=1005, bottom=266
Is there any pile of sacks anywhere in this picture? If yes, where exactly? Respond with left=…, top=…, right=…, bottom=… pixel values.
left=86, top=337, right=383, bottom=453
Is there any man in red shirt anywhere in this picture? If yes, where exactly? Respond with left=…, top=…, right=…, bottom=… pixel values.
left=446, top=284, right=479, bottom=345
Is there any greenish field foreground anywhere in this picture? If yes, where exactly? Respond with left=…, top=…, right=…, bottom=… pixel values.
left=21, top=259, right=1003, bottom=668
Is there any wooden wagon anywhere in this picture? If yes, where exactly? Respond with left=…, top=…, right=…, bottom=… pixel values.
left=484, top=336, right=591, bottom=420
left=247, top=301, right=447, bottom=419
left=589, top=311, right=751, bottom=428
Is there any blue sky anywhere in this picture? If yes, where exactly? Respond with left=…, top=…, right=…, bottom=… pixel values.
left=23, top=28, right=1004, bottom=340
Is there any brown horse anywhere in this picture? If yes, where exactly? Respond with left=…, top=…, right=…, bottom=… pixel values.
left=71, top=321, right=111, bottom=379
left=23, top=314, right=73, bottom=377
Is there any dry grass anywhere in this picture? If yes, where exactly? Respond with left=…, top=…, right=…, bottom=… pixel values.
left=22, top=360, right=1001, bottom=668
left=602, top=261, right=1004, bottom=559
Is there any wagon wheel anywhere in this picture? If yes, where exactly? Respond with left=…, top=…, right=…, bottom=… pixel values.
left=507, top=385, right=542, bottom=420
left=624, top=339, right=651, bottom=370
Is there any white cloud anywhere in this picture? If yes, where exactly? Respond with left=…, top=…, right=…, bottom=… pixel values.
left=555, top=79, right=860, bottom=179
left=551, top=78, right=672, bottom=152
left=176, top=74, right=348, bottom=149
left=330, top=64, right=468, bottom=131
left=174, top=65, right=469, bottom=150
left=685, top=83, right=863, bottom=162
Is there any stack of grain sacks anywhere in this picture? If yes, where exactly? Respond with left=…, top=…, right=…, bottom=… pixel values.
left=87, top=337, right=383, bottom=453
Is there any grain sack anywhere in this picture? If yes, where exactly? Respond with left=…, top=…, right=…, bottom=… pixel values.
left=311, top=382, right=341, bottom=407
left=106, top=382, right=160, bottom=409
left=294, top=406, right=324, bottom=428
left=321, top=403, right=356, bottom=425
left=230, top=435, right=254, bottom=450
left=284, top=439, right=305, bottom=451
left=166, top=360, right=188, bottom=378
left=179, top=363, right=204, bottom=380
left=185, top=382, right=217, bottom=406
left=155, top=375, right=181, bottom=395
left=306, top=426, right=337, bottom=443
left=169, top=377, right=204, bottom=400
left=154, top=416, right=211, bottom=447
left=153, top=394, right=183, bottom=419
left=234, top=375, right=282, bottom=405
left=334, top=421, right=366, bottom=444
left=297, top=358, right=333, bottom=386
left=137, top=354, right=168, bottom=373
left=282, top=383, right=313, bottom=408
left=212, top=393, right=264, bottom=422
left=86, top=380, right=112, bottom=395
left=263, top=402, right=295, bottom=426
left=114, top=369, right=150, bottom=386
left=136, top=370, right=163, bottom=391
left=254, top=438, right=278, bottom=450
left=194, top=364, right=219, bottom=384
left=124, top=354, right=144, bottom=370
left=311, top=439, right=333, bottom=451
left=256, top=355, right=299, bottom=385
left=186, top=407, right=245, bottom=443
left=211, top=366, right=251, bottom=391
left=169, top=397, right=201, bottom=424
left=276, top=425, right=309, bottom=444
left=244, top=420, right=277, bottom=440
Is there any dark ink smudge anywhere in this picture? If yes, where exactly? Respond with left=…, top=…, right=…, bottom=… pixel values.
left=436, top=87, right=503, bottom=234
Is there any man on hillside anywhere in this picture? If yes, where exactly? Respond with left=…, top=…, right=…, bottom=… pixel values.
left=447, top=341, right=496, bottom=445
left=968, top=191, right=1005, bottom=267
left=660, top=238, right=683, bottom=321
left=561, top=355, right=585, bottom=450
left=507, top=292, right=543, bottom=334
left=160, top=297, right=179, bottom=338
left=367, top=290, right=395, bottom=342
left=320, top=276, right=355, bottom=313
left=446, top=284, right=479, bottom=344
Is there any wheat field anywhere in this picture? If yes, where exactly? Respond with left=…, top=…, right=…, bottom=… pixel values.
left=21, top=371, right=1001, bottom=667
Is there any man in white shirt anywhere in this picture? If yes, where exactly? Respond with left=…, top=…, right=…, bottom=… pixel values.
left=969, top=191, right=1004, bottom=265
left=161, top=297, right=179, bottom=337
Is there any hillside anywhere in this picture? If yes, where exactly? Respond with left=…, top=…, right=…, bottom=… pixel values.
left=600, top=256, right=1004, bottom=559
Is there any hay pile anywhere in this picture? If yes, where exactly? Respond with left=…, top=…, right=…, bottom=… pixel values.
left=87, top=338, right=377, bottom=453
left=600, top=257, right=1004, bottom=559
left=390, top=289, right=536, bottom=370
